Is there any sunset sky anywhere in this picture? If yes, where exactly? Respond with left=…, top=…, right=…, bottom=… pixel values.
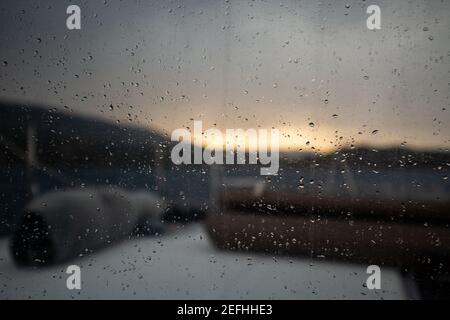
left=1, top=0, right=449, bottom=153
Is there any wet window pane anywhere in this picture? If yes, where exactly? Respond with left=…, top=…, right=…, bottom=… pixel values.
left=0, top=0, right=449, bottom=300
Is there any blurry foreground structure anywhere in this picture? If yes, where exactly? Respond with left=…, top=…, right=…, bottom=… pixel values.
left=207, top=149, right=450, bottom=298
left=0, top=101, right=209, bottom=236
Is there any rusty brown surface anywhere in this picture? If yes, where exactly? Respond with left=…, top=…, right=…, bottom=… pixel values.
left=220, top=189, right=450, bottom=224
left=207, top=189, right=450, bottom=268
